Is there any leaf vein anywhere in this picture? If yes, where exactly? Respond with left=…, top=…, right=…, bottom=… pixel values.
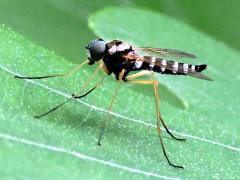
left=0, top=132, right=179, bottom=180
left=1, top=65, right=239, bottom=153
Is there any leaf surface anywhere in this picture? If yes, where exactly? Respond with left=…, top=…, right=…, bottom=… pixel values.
left=0, top=7, right=240, bottom=179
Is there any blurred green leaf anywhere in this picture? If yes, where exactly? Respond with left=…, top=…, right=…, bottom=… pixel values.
left=0, top=0, right=239, bottom=66
left=0, top=6, right=240, bottom=179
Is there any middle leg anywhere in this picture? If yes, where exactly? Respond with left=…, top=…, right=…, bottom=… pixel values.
left=97, top=81, right=121, bottom=145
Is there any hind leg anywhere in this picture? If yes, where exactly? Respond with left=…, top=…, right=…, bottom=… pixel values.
left=126, top=72, right=184, bottom=168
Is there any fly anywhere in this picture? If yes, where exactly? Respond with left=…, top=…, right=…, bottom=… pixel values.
left=15, top=38, right=212, bottom=169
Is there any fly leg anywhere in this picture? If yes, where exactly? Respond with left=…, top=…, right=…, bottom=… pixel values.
left=127, top=72, right=185, bottom=141
left=15, top=60, right=88, bottom=79
left=35, top=85, right=98, bottom=118
left=159, top=116, right=186, bottom=141
left=127, top=74, right=184, bottom=169
left=97, top=68, right=127, bottom=145
left=126, top=70, right=153, bottom=80
left=97, top=80, right=121, bottom=145
left=34, top=62, right=104, bottom=118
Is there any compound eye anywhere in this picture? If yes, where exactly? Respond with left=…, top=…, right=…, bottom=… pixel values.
left=89, top=39, right=106, bottom=61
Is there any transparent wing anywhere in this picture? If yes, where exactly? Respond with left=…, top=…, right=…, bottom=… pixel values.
left=187, top=71, right=213, bottom=81
left=136, top=47, right=196, bottom=59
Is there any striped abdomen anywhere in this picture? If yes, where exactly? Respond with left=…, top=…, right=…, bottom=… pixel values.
left=133, top=56, right=207, bottom=75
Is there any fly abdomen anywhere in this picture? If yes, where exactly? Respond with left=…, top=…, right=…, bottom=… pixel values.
left=133, top=56, right=167, bottom=73
left=152, top=57, right=206, bottom=74
left=193, top=64, right=207, bottom=72
left=132, top=55, right=207, bottom=75
left=172, top=62, right=207, bottom=74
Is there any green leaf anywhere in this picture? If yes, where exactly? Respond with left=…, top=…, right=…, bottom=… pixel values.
left=89, top=7, right=240, bottom=178
left=88, top=7, right=240, bottom=178
left=1, top=0, right=239, bottom=65
left=0, top=6, right=240, bottom=179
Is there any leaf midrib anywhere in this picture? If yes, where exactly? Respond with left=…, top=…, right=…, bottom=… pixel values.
left=1, top=64, right=239, bottom=155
